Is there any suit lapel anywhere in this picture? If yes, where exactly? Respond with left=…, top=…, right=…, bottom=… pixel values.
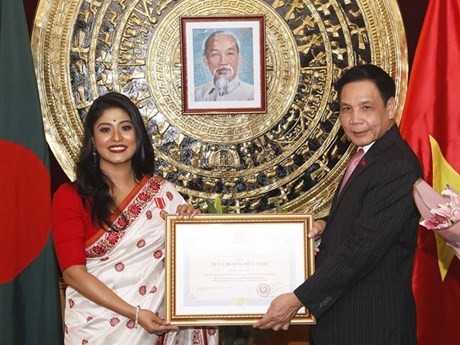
left=329, top=125, right=401, bottom=214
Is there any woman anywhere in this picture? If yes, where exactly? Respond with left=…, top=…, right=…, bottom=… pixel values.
left=52, top=92, right=218, bottom=344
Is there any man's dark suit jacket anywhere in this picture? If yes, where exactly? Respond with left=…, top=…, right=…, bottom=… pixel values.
left=294, top=125, right=423, bottom=345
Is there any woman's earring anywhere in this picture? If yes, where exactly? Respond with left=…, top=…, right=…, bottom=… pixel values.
left=92, top=145, right=97, bottom=171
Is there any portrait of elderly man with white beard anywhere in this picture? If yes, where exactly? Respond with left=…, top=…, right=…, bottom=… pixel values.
left=194, top=30, right=255, bottom=102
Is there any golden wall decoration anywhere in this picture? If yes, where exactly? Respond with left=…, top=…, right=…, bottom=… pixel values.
left=32, top=0, right=407, bottom=216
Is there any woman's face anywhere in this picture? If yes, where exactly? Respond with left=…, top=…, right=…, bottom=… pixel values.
left=92, top=107, right=137, bottom=172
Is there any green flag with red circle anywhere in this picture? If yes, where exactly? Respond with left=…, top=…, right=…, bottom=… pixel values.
left=0, top=0, right=62, bottom=343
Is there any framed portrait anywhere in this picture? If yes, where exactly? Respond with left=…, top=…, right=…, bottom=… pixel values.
left=165, top=213, right=316, bottom=326
left=181, top=16, right=266, bottom=114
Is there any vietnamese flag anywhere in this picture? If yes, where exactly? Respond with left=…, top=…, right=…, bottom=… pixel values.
left=399, top=0, right=460, bottom=344
left=0, top=0, right=62, bottom=343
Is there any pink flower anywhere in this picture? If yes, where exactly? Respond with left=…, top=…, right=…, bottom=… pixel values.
left=126, top=320, right=135, bottom=329
left=138, top=192, right=150, bottom=201
left=420, top=218, right=440, bottom=230
left=153, top=249, right=163, bottom=259
left=420, top=185, right=460, bottom=231
left=92, top=245, right=104, bottom=255
left=207, top=327, right=218, bottom=336
left=115, top=262, right=125, bottom=272
left=110, top=317, right=120, bottom=326
left=129, top=204, right=142, bottom=216
left=420, top=207, right=451, bottom=229
left=107, top=231, right=120, bottom=245
left=116, top=215, right=128, bottom=229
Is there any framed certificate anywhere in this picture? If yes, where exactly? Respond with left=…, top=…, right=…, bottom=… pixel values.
left=165, top=213, right=316, bottom=325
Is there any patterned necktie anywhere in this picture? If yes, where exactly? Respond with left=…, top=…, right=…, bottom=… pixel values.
left=339, top=148, right=365, bottom=194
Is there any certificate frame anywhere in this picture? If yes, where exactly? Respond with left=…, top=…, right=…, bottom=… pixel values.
left=165, top=213, right=316, bottom=326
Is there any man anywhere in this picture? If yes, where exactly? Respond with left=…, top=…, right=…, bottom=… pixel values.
left=194, top=30, right=254, bottom=102
left=254, top=64, right=422, bottom=345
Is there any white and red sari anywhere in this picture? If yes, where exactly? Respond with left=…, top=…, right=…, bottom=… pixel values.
left=64, top=176, right=218, bottom=344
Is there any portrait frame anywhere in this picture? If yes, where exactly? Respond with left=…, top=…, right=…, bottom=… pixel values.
left=165, top=213, right=316, bottom=326
left=181, top=16, right=266, bottom=114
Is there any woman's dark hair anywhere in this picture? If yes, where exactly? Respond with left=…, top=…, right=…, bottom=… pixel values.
left=335, top=64, right=396, bottom=105
left=75, top=92, right=155, bottom=230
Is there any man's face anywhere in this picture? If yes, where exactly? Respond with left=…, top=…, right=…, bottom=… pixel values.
left=204, top=34, right=241, bottom=83
left=339, top=80, right=395, bottom=147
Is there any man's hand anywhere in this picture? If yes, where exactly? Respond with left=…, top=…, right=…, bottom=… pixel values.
left=309, top=219, right=326, bottom=255
left=253, top=293, right=303, bottom=331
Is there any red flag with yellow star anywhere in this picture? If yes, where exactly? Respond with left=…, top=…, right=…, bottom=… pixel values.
left=399, top=0, right=460, bottom=343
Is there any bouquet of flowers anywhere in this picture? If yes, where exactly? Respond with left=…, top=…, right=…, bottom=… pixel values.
left=413, top=178, right=460, bottom=259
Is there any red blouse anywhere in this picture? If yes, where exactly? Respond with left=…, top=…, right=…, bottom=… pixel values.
left=51, top=183, right=99, bottom=271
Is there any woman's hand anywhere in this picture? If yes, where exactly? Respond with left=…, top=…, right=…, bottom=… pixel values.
left=175, top=204, right=201, bottom=218
left=308, top=219, right=326, bottom=255
left=138, top=309, right=179, bottom=335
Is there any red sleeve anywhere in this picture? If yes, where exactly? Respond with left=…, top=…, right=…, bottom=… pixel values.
left=52, top=183, right=93, bottom=271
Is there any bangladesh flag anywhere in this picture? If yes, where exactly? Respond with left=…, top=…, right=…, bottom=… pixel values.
left=0, top=0, right=63, bottom=343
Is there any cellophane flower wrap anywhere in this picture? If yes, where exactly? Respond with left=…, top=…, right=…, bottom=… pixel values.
left=420, top=185, right=460, bottom=230
left=413, top=178, right=460, bottom=259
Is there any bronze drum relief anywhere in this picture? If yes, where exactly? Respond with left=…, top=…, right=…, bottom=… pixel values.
left=32, top=0, right=407, bottom=215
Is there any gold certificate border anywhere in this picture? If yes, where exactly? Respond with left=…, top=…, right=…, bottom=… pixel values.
left=165, top=213, right=315, bottom=325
